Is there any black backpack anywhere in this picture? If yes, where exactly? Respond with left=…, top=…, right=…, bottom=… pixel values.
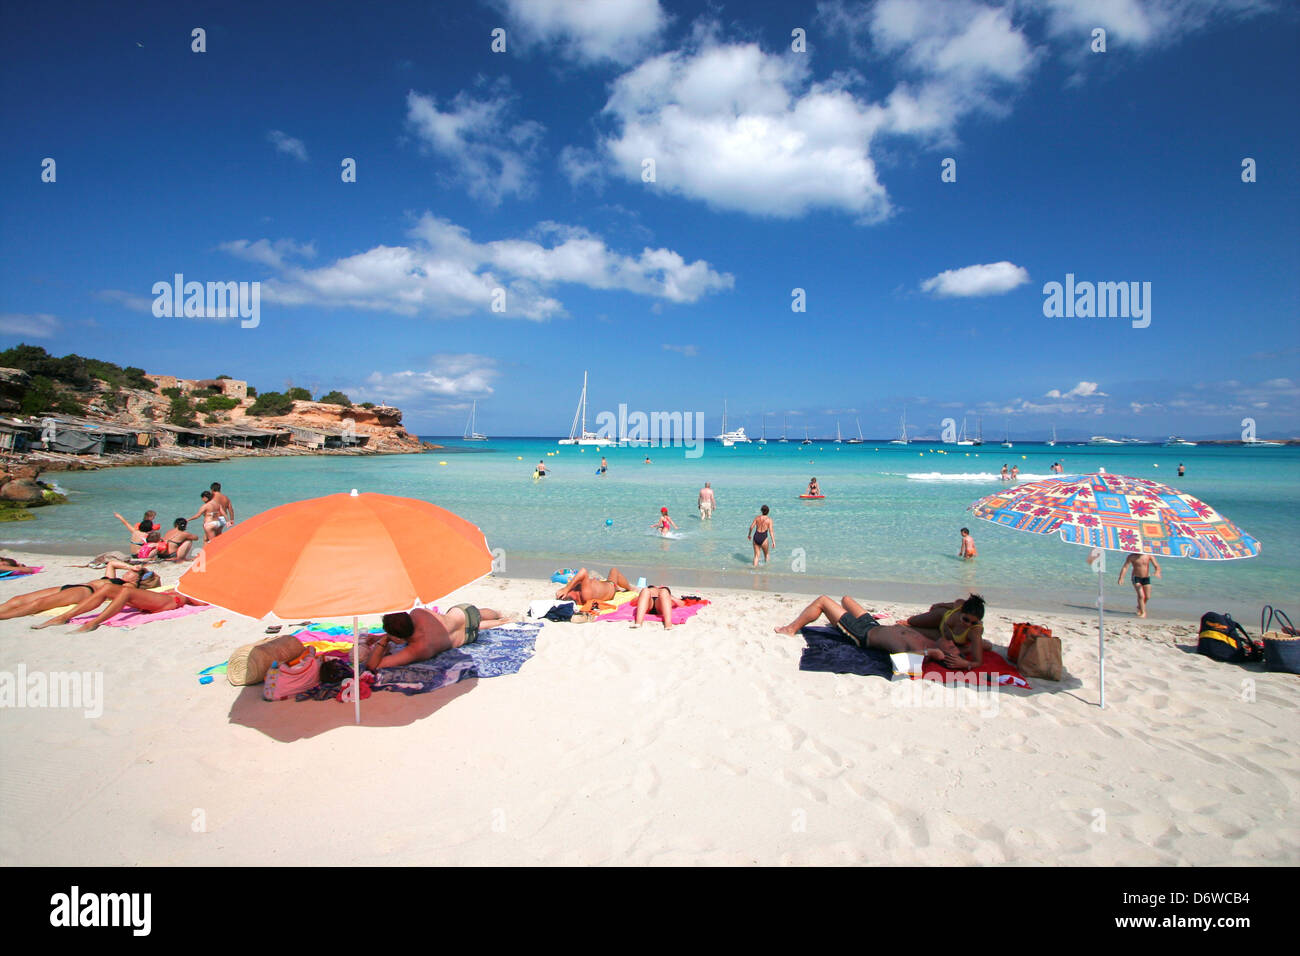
left=1197, top=611, right=1263, bottom=664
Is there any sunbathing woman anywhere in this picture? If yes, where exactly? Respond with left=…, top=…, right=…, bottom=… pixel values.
left=555, top=567, right=634, bottom=606
left=901, top=595, right=990, bottom=670
left=774, top=595, right=968, bottom=668
left=1, top=557, right=38, bottom=575
left=33, top=581, right=204, bottom=632
left=630, top=586, right=684, bottom=630
left=0, top=577, right=124, bottom=621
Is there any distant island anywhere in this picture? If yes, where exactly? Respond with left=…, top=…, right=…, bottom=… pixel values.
left=0, top=344, right=436, bottom=514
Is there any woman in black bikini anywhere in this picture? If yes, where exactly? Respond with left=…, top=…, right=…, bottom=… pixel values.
left=0, top=577, right=124, bottom=620
left=630, top=585, right=684, bottom=630
left=748, top=505, right=775, bottom=567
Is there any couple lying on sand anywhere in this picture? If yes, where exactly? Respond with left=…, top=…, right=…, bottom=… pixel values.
left=1, top=561, right=204, bottom=632
left=776, top=594, right=990, bottom=670
left=555, top=567, right=683, bottom=629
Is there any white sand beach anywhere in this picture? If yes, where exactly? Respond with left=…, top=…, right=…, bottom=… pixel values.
left=1, top=551, right=1296, bottom=866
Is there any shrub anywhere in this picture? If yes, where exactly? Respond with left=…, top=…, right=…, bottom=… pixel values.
left=248, top=391, right=295, bottom=417
left=320, top=390, right=351, bottom=406
left=286, top=387, right=312, bottom=401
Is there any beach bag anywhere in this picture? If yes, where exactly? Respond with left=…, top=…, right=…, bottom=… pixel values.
left=1011, top=623, right=1062, bottom=681
left=1261, top=606, right=1300, bottom=674
left=227, top=634, right=307, bottom=686
left=263, top=647, right=321, bottom=701
left=1196, top=611, right=1261, bottom=664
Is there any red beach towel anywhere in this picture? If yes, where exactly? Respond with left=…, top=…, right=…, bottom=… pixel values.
left=921, top=650, right=1031, bottom=689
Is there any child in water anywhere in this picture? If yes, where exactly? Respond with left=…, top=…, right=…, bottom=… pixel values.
left=655, top=507, right=678, bottom=536
left=958, top=527, right=977, bottom=560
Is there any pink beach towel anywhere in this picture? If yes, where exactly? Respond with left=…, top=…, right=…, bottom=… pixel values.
left=69, top=601, right=211, bottom=629
left=921, top=650, right=1031, bottom=689
left=597, top=599, right=710, bottom=625
left=0, top=566, right=43, bottom=579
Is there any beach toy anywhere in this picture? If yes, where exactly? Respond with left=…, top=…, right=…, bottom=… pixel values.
left=636, top=577, right=647, bottom=589
left=605, top=519, right=613, bottom=526
left=551, top=568, right=577, bottom=584
left=798, top=494, right=825, bottom=499
left=198, top=675, right=214, bottom=685
left=213, top=619, right=226, bottom=628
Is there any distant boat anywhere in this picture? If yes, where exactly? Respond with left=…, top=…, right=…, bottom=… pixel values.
left=716, top=399, right=751, bottom=446
left=778, top=415, right=789, bottom=443
left=801, top=426, right=812, bottom=445
left=558, top=370, right=614, bottom=446
left=1242, top=437, right=1284, bottom=447
left=758, top=413, right=768, bottom=445
left=973, top=416, right=984, bottom=447
left=1001, top=420, right=1012, bottom=448
left=463, top=399, right=487, bottom=441
left=890, top=408, right=908, bottom=445
left=847, top=417, right=864, bottom=444
left=956, top=417, right=974, bottom=446
left=1164, top=436, right=1197, bottom=447
left=1047, top=425, right=1057, bottom=447
left=1087, top=435, right=1124, bottom=445
left=834, top=420, right=843, bottom=444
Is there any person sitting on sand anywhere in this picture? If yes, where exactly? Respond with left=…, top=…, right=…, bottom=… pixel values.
left=367, top=605, right=513, bottom=668
left=900, top=595, right=990, bottom=670
left=630, top=586, right=684, bottom=630
left=774, top=595, right=965, bottom=667
left=655, top=507, right=678, bottom=536
left=0, top=577, right=124, bottom=620
left=806, top=477, right=821, bottom=496
left=189, top=491, right=226, bottom=542
left=958, top=527, right=977, bottom=560
left=556, top=567, right=634, bottom=606
left=134, top=531, right=165, bottom=560
left=33, top=581, right=204, bottom=633
left=114, top=513, right=154, bottom=549
left=749, top=505, right=774, bottom=567
left=1118, top=553, right=1161, bottom=618
left=159, top=518, right=199, bottom=561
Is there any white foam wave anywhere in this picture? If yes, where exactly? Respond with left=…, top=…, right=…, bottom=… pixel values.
left=902, top=472, right=1056, bottom=482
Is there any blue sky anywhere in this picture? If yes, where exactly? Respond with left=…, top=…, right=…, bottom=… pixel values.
left=2, top=0, right=1297, bottom=439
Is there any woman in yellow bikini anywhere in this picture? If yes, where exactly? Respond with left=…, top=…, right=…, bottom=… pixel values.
left=901, top=595, right=990, bottom=670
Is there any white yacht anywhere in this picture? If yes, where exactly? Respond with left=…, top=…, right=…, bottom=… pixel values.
left=716, top=400, right=751, bottom=445
left=890, top=409, right=908, bottom=445
left=1164, top=436, right=1197, bottom=447
left=1087, top=435, right=1124, bottom=445
left=847, top=417, right=865, bottom=444
left=558, top=371, right=615, bottom=446
left=956, top=417, right=974, bottom=446
left=801, top=426, right=812, bottom=446
left=1047, top=425, right=1057, bottom=447
left=463, top=399, right=487, bottom=441
left=1000, top=421, right=1012, bottom=448
left=1242, top=437, right=1284, bottom=447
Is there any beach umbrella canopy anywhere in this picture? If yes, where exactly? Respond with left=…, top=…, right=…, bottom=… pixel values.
left=969, top=472, right=1259, bottom=707
left=179, top=490, right=494, bottom=722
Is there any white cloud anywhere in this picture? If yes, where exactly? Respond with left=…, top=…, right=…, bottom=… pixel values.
left=1032, top=0, right=1273, bottom=50
left=921, top=261, right=1030, bottom=296
left=267, top=130, right=308, bottom=162
left=599, top=41, right=891, bottom=220
left=363, top=353, right=500, bottom=403
left=1046, top=381, right=1107, bottom=398
left=218, top=238, right=317, bottom=269
left=95, top=289, right=153, bottom=313
left=235, top=214, right=731, bottom=320
left=405, top=84, right=544, bottom=206
left=0, top=313, right=60, bottom=338
left=662, top=343, right=698, bottom=356
left=492, top=0, right=669, bottom=65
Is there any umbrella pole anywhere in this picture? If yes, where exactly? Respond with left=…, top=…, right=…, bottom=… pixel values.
left=353, top=616, right=361, bottom=725
left=1097, top=570, right=1106, bottom=709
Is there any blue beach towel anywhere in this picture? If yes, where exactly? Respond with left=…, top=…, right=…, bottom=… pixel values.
left=294, top=621, right=545, bottom=701
left=799, top=626, right=895, bottom=679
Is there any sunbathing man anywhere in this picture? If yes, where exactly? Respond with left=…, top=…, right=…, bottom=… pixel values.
left=555, top=567, right=634, bottom=606
left=34, top=582, right=204, bottom=633
left=630, top=586, right=684, bottom=630
left=368, top=605, right=512, bottom=668
left=774, top=595, right=969, bottom=668
left=901, top=595, right=990, bottom=670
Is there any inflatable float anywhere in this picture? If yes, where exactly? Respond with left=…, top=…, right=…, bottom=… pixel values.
left=798, top=494, right=826, bottom=499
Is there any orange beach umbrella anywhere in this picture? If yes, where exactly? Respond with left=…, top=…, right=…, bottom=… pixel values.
left=179, top=490, right=494, bottom=722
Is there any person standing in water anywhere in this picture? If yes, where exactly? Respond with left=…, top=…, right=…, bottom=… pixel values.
left=209, top=482, right=235, bottom=530
left=655, top=506, right=678, bottom=536
left=1177, top=463, right=1185, bottom=477
left=698, top=482, right=716, bottom=520
left=536, top=459, right=547, bottom=478
left=599, top=456, right=608, bottom=476
left=1118, top=553, right=1162, bottom=618
left=748, top=504, right=774, bottom=567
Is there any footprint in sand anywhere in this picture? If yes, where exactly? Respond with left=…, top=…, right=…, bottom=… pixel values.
left=777, top=769, right=827, bottom=804
left=632, top=762, right=661, bottom=797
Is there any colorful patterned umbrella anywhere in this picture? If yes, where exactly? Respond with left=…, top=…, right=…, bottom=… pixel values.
left=969, top=472, right=1259, bottom=707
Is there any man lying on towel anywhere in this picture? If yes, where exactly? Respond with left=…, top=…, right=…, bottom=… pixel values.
left=32, top=581, right=204, bottom=633
left=775, top=594, right=986, bottom=670
left=368, top=605, right=514, bottom=669
left=554, top=567, right=634, bottom=606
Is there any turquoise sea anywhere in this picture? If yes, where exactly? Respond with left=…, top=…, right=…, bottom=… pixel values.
left=8, top=439, right=1299, bottom=621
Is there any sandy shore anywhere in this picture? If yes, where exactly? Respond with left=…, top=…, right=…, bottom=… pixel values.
left=1, top=550, right=1296, bottom=866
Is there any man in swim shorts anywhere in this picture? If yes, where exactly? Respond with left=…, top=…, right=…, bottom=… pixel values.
left=698, top=482, right=715, bottom=519
left=369, top=604, right=512, bottom=667
left=748, top=504, right=774, bottom=566
left=774, top=595, right=965, bottom=667
left=1118, top=553, right=1161, bottom=618
left=555, top=567, right=634, bottom=606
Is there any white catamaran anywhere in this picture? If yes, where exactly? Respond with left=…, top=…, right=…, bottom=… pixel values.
left=463, top=399, right=487, bottom=441
left=716, top=399, right=751, bottom=445
left=558, top=371, right=615, bottom=446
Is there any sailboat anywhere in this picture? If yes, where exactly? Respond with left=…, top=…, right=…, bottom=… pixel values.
left=889, top=409, right=908, bottom=445
left=801, top=426, right=812, bottom=445
left=834, top=421, right=843, bottom=444
left=778, top=415, right=790, bottom=443
left=558, top=371, right=614, bottom=446
left=757, top=413, right=768, bottom=445
left=1047, top=425, right=1057, bottom=447
left=847, top=417, right=864, bottom=444
left=463, top=399, right=487, bottom=441
left=1001, top=420, right=1012, bottom=448
left=973, top=416, right=984, bottom=447
left=716, top=399, right=751, bottom=445
left=956, top=417, right=974, bottom=446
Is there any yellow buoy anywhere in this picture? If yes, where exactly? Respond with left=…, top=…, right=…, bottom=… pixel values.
left=439, top=461, right=447, bottom=466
